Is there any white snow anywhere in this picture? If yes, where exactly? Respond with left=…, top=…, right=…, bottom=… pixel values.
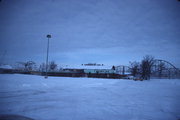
left=61, top=64, right=113, bottom=69
left=0, top=74, right=180, bottom=120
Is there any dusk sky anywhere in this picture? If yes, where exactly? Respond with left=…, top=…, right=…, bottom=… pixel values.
left=0, top=0, right=180, bottom=67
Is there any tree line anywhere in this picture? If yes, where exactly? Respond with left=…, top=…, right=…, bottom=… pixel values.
left=129, top=55, right=154, bottom=80
left=14, top=61, right=58, bottom=72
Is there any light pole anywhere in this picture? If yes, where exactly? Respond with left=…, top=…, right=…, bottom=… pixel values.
left=45, top=34, right=51, bottom=78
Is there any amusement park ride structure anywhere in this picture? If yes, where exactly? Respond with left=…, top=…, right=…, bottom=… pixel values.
left=115, top=59, right=180, bottom=78
left=152, top=59, right=180, bottom=78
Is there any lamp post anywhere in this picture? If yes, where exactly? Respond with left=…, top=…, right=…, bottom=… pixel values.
left=45, top=34, right=51, bottom=78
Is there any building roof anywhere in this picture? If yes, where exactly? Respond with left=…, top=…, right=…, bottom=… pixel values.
left=61, top=64, right=113, bottom=70
left=0, top=64, right=13, bottom=69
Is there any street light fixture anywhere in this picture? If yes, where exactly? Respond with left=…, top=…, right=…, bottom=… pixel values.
left=45, top=34, right=51, bottom=78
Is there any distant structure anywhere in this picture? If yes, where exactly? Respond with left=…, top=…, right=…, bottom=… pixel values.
left=82, top=63, right=104, bottom=66
left=0, top=64, right=13, bottom=74
left=115, top=65, right=131, bottom=75
left=151, top=59, right=180, bottom=78
left=62, top=63, right=115, bottom=74
left=58, top=63, right=122, bottom=78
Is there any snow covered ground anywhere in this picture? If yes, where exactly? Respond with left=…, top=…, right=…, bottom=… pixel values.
left=0, top=74, right=180, bottom=120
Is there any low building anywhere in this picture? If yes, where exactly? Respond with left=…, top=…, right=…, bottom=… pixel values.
left=84, top=69, right=115, bottom=74
left=0, top=64, right=13, bottom=74
left=61, top=63, right=115, bottom=74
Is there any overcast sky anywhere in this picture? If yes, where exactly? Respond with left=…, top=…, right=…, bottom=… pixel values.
left=0, top=0, right=180, bottom=67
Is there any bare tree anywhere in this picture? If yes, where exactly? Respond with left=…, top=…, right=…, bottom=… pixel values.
left=129, top=61, right=140, bottom=77
left=157, top=62, right=165, bottom=78
left=17, top=61, right=36, bottom=71
left=49, top=61, right=58, bottom=72
left=39, top=61, right=58, bottom=72
left=39, top=63, right=46, bottom=72
left=140, top=55, right=154, bottom=80
left=26, top=61, right=36, bottom=71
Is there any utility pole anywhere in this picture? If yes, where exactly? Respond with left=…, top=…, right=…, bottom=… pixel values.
left=45, top=34, right=51, bottom=78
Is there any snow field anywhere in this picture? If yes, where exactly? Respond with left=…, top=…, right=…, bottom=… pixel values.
left=0, top=74, right=180, bottom=120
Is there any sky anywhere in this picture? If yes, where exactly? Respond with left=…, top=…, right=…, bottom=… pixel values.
left=0, top=0, right=180, bottom=67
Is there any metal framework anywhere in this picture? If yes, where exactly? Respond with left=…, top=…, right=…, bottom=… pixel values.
left=152, top=59, right=180, bottom=78
left=115, top=59, right=180, bottom=78
left=115, top=65, right=131, bottom=75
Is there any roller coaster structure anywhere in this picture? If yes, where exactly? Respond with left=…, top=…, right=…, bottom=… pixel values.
left=115, top=59, right=180, bottom=78
left=152, top=59, right=180, bottom=78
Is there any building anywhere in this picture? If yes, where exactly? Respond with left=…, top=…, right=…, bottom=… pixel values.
left=61, top=63, right=115, bottom=74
